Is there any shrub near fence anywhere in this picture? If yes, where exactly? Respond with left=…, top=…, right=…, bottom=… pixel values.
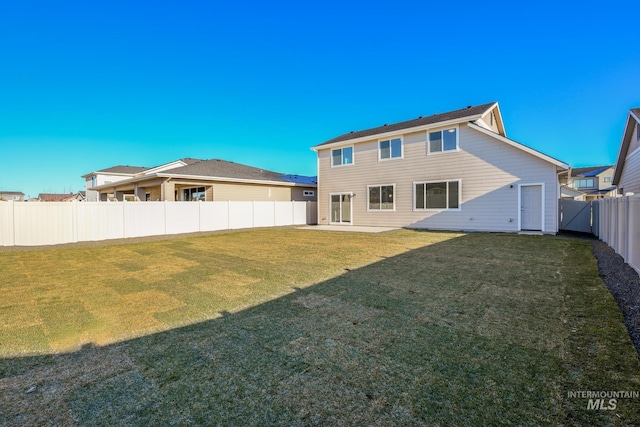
left=595, top=196, right=640, bottom=274
left=0, top=200, right=317, bottom=247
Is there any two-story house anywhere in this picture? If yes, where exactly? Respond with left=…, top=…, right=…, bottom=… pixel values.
left=613, top=108, right=640, bottom=196
left=566, top=166, right=616, bottom=200
left=311, top=102, right=568, bottom=233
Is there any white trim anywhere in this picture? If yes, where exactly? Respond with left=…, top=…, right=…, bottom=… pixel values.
left=378, top=137, right=403, bottom=162
left=366, top=184, right=396, bottom=212
left=412, top=179, right=462, bottom=211
left=92, top=174, right=297, bottom=191
left=518, top=183, right=545, bottom=232
left=330, top=146, right=355, bottom=168
left=467, top=122, right=568, bottom=169
left=311, top=114, right=486, bottom=152
left=329, top=192, right=353, bottom=225
left=427, top=125, right=460, bottom=155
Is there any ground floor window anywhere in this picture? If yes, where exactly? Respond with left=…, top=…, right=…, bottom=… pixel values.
left=183, top=187, right=206, bottom=201
left=368, top=184, right=395, bottom=211
left=414, top=180, right=460, bottom=210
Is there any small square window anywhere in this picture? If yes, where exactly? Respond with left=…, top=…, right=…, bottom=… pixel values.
left=379, top=138, right=402, bottom=160
left=428, top=128, right=457, bottom=153
left=303, top=190, right=315, bottom=197
left=331, top=147, right=353, bottom=166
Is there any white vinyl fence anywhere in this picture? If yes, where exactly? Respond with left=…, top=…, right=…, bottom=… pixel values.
left=594, top=196, right=640, bottom=274
left=0, top=201, right=318, bottom=247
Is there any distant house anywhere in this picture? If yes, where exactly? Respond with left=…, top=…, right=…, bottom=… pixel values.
left=311, top=102, right=568, bottom=233
left=613, top=108, right=640, bottom=195
left=37, top=193, right=76, bottom=202
left=0, top=191, right=25, bottom=201
left=83, top=158, right=317, bottom=202
left=566, top=165, right=616, bottom=200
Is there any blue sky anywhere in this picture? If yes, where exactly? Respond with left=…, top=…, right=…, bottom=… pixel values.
left=1, top=0, right=638, bottom=199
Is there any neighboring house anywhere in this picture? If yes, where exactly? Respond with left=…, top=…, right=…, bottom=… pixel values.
left=37, top=193, right=78, bottom=202
left=311, top=102, right=568, bottom=233
left=83, top=158, right=317, bottom=202
left=567, top=165, right=616, bottom=200
left=560, top=185, right=586, bottom=201
left=0, top=191, right=25, bottom=201
left=613, top=108, right=640, bottom=195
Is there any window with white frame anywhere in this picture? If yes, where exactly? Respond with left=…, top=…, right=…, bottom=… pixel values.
left=428, top=128, right=458, bottom=153
left=414, top=181, right=460, bottom=210
left=603, top=176, right=612, bottom=183
left=368, top=184, right=395, bottom=211
left=379, top=138, right=402, bottom=160
left=303, top=190, right=315, bottom=197
left=331, top=147, right=353, bottom=166
left=572, top=178, right=594, bottom=188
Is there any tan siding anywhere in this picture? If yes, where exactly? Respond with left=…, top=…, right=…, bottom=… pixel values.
left=213, top=183, right=291, bottom=201
left=620, top=147, right=640, bottom=195
left=317, top=123, right=559, bottom=232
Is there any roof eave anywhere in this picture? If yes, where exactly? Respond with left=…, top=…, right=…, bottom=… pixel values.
left=613, top=110, right=640, bottom=185
left=311, top=114, right=485, bottom=151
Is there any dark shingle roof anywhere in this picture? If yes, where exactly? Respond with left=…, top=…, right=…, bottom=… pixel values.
left=280, top=175, right=317, bottom=185
left=315, top=102, right=497, bottom=147
left=571, top=165, right=612, bottom=177
left=162, top=159, right=291, bottom=183
left=631, top=108, right=640, bottom=118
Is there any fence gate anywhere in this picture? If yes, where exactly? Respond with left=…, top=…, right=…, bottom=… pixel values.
left=559, top=199, right=593, bottom=233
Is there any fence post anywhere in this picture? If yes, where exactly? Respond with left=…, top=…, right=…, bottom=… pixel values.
left=9, top=200, right=15, bottom=246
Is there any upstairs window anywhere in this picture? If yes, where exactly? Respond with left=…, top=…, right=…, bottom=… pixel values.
left=573, top=178, right=595, bottom=188
left=379, top=138, right=402, bottom=160
left=428, top=128, right=458, bottom=154
left=331, top=147, right=353, bottom=167
left=414, top=181, right=460, bottom=210
left=603, top=177, right=612, bottom=183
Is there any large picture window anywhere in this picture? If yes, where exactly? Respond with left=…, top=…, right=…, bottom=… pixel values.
left=331, top=147, right=353, bottom=166
left=379, top=138, right=402, bottom=160
left=428, top=128, right=458, bottom=153
left=414, top=181, right=460, bottom=210
left=368, top=184, right=395, bottom=211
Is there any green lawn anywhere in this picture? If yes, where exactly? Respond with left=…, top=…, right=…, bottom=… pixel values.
left=1, top=228, right=639, bottom=425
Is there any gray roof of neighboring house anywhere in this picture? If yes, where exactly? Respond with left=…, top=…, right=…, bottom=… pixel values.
left=315, top=102, right=497, bottom=147
left=162, top=158, right=291, bottom=183
left=94, top=165, right=149, bottom=174
left=0, top=191, right=25, bottom=195
left=571, top=165, right=612, bottom=177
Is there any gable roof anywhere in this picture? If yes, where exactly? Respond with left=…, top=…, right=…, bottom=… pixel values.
left=571, top=165, right=613, bottom=177
left=160, top=158, right=291, bottom=183
left=313, top=102, right=499, bottom=148
left=613, top=108, right=640, bottom=185
left=93, top=165, right=148, bottom=175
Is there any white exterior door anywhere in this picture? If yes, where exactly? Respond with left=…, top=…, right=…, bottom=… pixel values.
left=521, top=185, right=543, bottom=231
left=330, top=193, right=352, bottom=224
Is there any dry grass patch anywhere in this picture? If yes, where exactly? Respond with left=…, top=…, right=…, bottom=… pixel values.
left=0, top=230, right=639, bottom=425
